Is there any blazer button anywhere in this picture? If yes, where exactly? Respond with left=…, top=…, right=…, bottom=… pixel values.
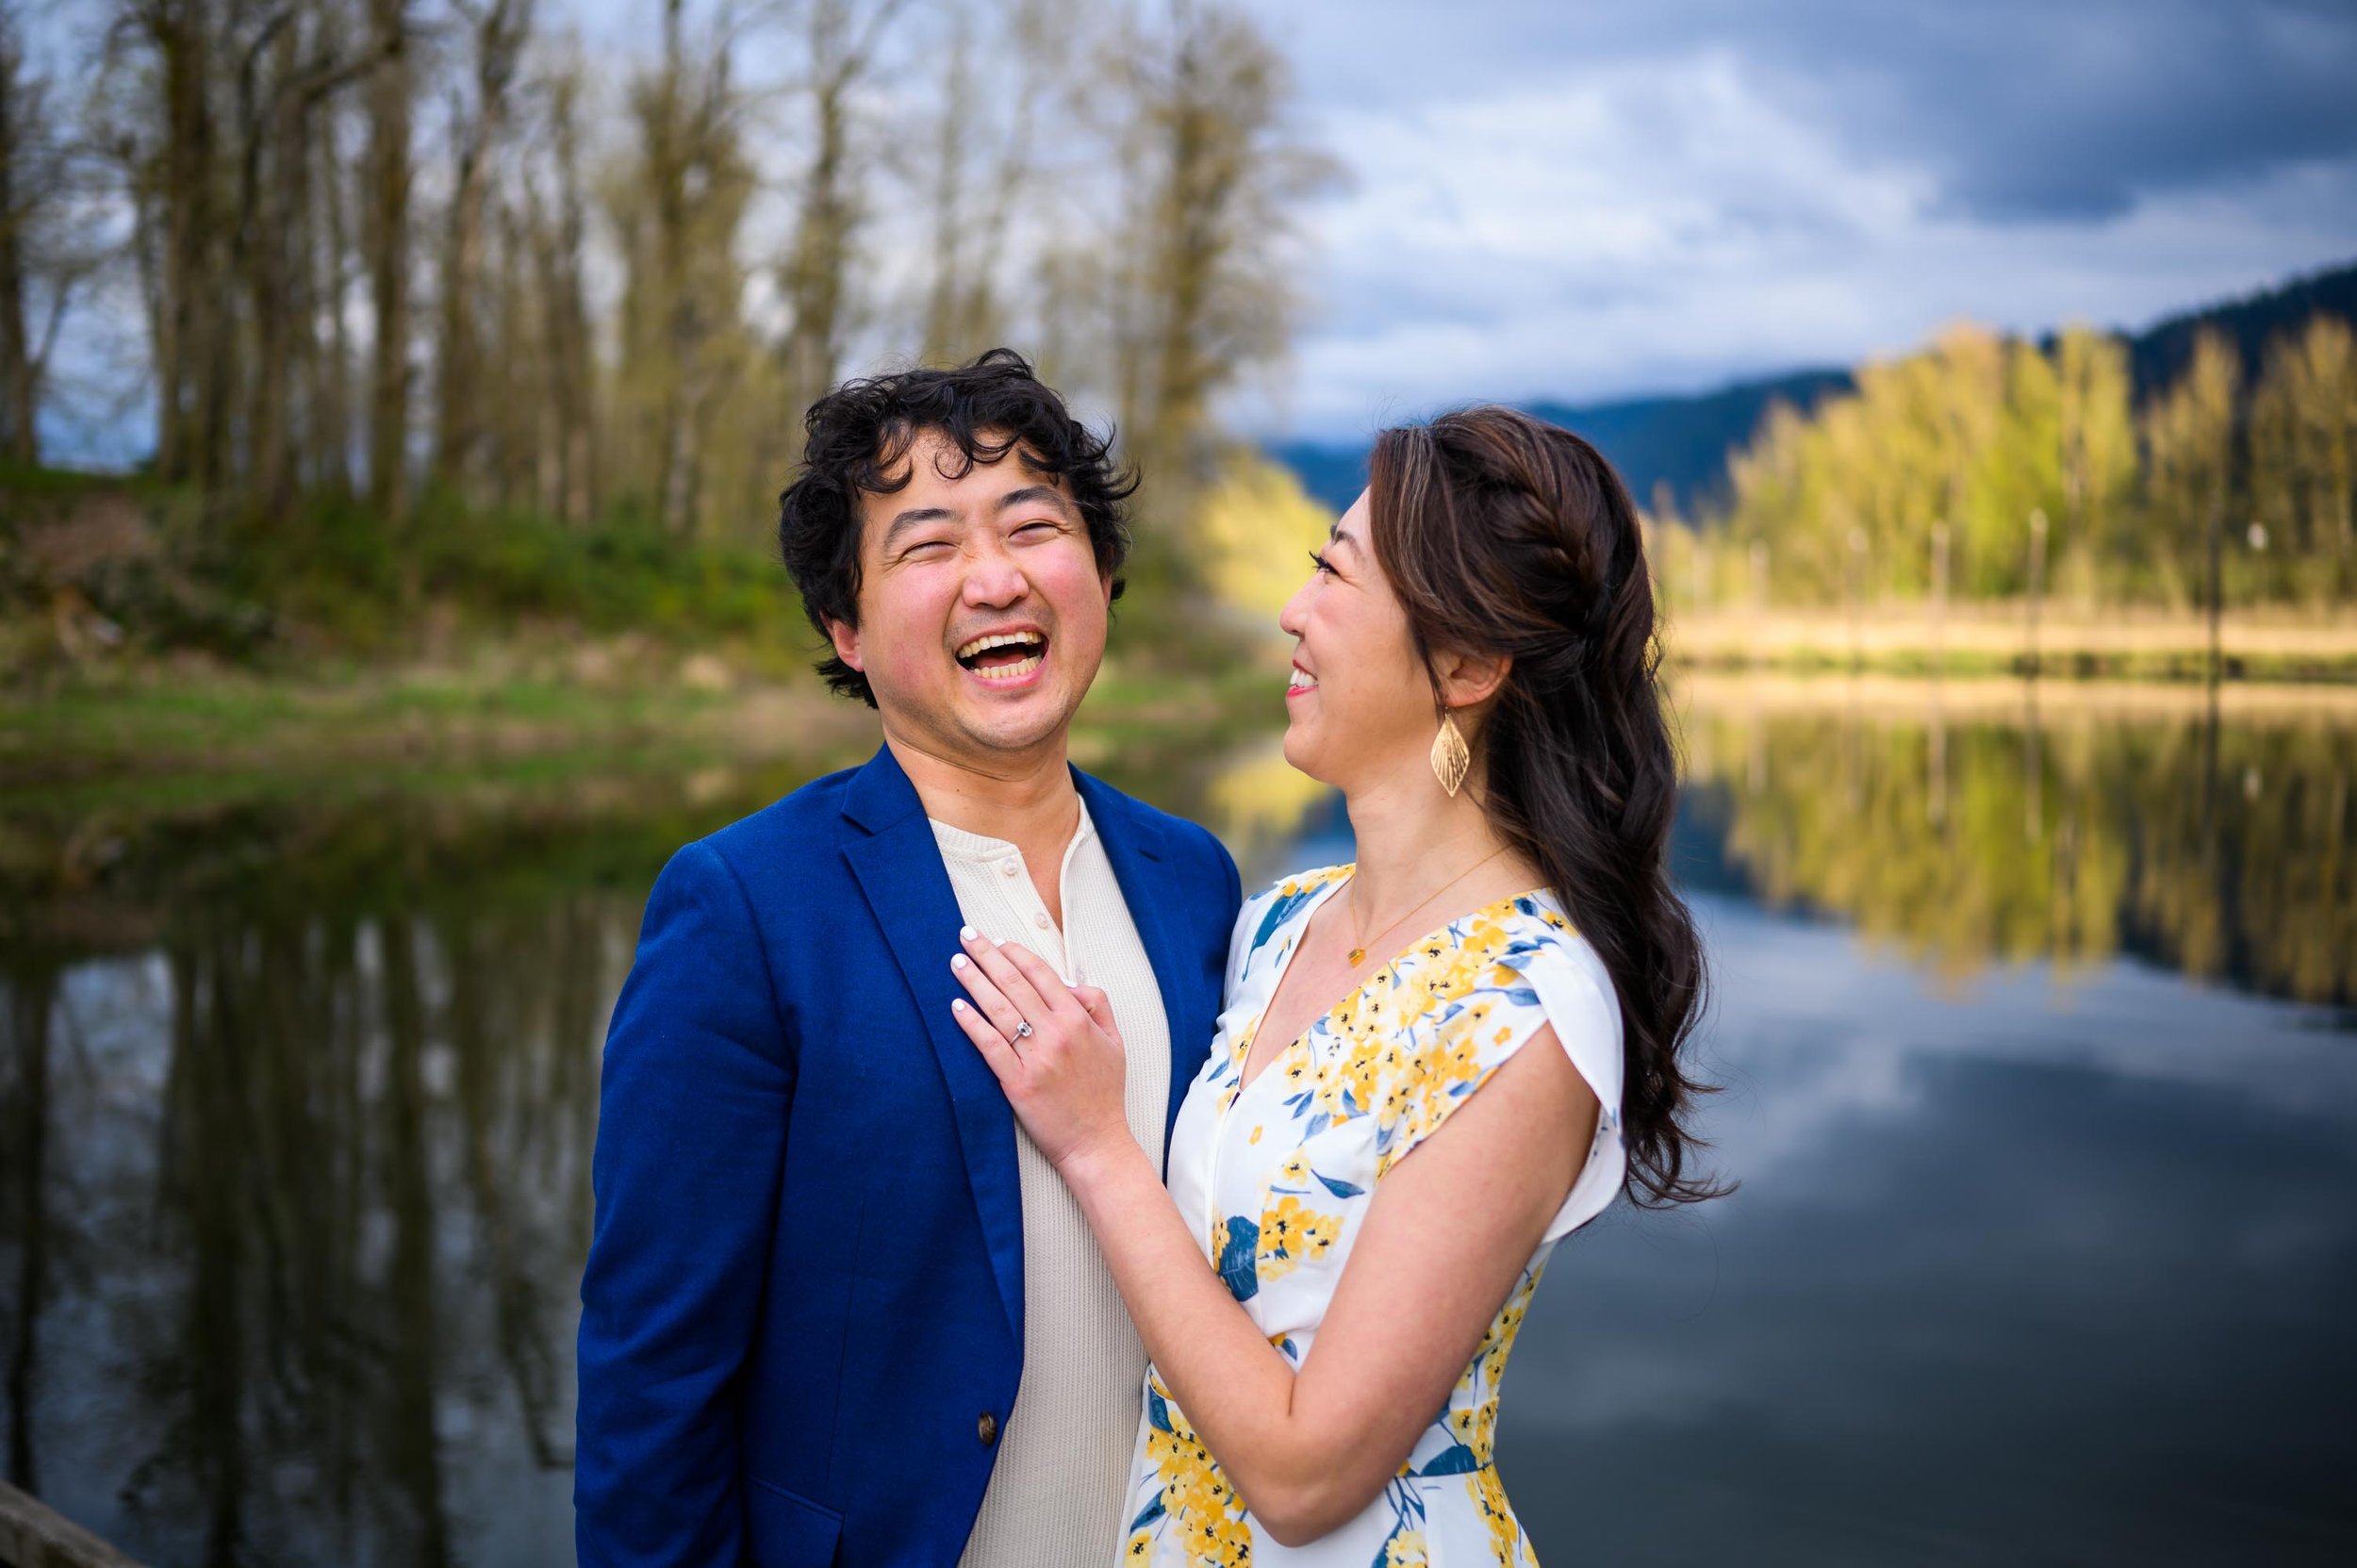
left=978, top=1411, right=999, bottom=1446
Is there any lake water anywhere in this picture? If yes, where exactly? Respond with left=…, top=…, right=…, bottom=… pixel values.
left=3, top=679, right=2352, bottom=1566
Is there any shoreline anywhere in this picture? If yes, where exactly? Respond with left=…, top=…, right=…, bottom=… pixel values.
left=0, top=658, right=1278, bottom=794
left=11, top=626, right=2357, bottom=792
left=1661, top=603, right=2357, bottom=683
left=1670, top=668, right=2357, bottom=724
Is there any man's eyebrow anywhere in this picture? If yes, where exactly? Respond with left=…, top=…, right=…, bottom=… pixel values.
left=997, top=484, right=1077, bottom=518
left=881, top=506, right=956, bottom=548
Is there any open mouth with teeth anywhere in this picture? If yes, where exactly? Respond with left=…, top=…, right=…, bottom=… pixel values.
left=955, top=630, right=1048, bottom=683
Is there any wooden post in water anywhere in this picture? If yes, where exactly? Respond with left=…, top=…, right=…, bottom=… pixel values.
left=2206, top=485, right=2225, bottom=684
left=1846, top=525, right=1867, bottom=674
left=2026, top=506, right=2048, bottom=677
left=1930, top=519, right=1951, bottom=676
left=1748, top=538, right=1770, bottom=669
left=0, top=1481, right=150, bottom=1568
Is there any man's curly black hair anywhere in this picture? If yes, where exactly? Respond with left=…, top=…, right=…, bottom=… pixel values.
left=776, top=348, right=1138, bottom=707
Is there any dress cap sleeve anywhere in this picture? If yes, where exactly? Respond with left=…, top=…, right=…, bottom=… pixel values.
left=1374, top=901, right=1626, bottom=1243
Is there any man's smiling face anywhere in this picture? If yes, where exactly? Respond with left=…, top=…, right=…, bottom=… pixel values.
left=827, top=428, right=1113, bottom=767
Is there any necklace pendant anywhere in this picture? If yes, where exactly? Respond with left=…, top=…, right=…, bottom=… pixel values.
left=1348, top=947, right=1366, bottom=966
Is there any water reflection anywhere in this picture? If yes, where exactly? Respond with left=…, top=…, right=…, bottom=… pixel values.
left=1496, top=893, right=2357, bottom=1564
left=7, top=881, right=620, bottom=1561
left=1680, top=677, right=2357, bottom=1004
left=2, top=690, right=2352, bottom=1564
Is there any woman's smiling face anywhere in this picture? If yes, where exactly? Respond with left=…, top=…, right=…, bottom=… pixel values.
left=827, top=428, right=1112, bottom=766
left=1277, top=489, right=1437, bottom=792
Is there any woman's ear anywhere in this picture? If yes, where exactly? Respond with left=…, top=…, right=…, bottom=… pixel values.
left=1435, top=647, right=1511, bottom=710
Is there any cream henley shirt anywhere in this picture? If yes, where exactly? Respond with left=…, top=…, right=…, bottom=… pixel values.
left=935, top=797, right=1172, bottom=1568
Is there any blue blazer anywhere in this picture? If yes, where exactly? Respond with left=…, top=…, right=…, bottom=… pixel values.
left=576, top=743, right=1242, bottom=1568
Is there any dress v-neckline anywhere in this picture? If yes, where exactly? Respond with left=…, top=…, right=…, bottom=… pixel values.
left=1229, top=874, right=1543, bottom=1102
left=1229, top=871, right=1354, bottom=1100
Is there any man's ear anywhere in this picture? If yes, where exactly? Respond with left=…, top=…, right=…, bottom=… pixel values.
left=1435, top=647, right=1510, bottom=710
left=826, top=616, right=864, bottom=673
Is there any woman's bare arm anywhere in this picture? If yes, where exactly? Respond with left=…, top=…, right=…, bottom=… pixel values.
left=949, top=932, right=1595, bottom=1544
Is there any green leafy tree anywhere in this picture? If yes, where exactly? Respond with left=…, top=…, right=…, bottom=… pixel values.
left=2250, top=312, right=2356, bottom=602
left=2138, top=328, right=2241, bottom=608
left=2053, top=324, right=2136, bottom=604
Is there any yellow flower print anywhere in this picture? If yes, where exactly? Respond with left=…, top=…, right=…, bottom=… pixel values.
left=1145, top=883, right=1591, bottom=1565
left=1383, top=1527, right=1430, bottom=1566
left=1258, top=1193, right=1340, bottom=1279
left=1144, top=1375, right=1250, bottom=1566
left=1473, top=1462, right=1523, bottom=1561
left=1298, top=1208, right=1341, bottom=1253
left=1438, top=1029, right=1483, bottom=1085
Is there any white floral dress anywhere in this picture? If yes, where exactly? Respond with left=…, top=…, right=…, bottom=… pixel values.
left=1119, top=866, right=1626, bottom=1567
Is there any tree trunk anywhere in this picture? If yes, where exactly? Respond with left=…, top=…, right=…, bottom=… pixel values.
left=156, top=0, right=222, bottom=485
left=313, top=95, right=354, bottom=496
left=365, top=0, right=411, bottom=523
left=489, top=201, right=527, bottom=505
left=433, top=0, right=532, bottom=498
left=543, top=61, right=593, bottom=523
left=238, top=11, right=300, bottom=515
left=780, top=1, right=906, bottom=423
left=0, top=20, right=35, bottom=464
left=779, top=81, right=849, bottom=429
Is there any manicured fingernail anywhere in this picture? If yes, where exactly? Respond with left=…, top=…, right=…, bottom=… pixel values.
left=952, top=998, right=968, bottom=1011
left=960, top=925, right=978, bottom=941
left=950, top=954, right=968, bottom=969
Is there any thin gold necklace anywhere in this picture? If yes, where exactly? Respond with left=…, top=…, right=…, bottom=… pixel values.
left=1345, top=845, right=1509, bottom=967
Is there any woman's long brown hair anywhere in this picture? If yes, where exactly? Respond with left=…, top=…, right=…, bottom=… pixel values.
left=1370, top=406, right=1722, bottom=1207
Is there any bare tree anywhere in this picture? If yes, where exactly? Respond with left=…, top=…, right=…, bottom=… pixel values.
left=0, top=1, right=106, bottom=469
left=0, top=1, right=41, bottom=462
left=431, top=0, right=535, bottom=496
left=1143, top=2, right=1322, bottom=487
left=305, top=7, right=360, bottom=498
left=525, top=43, right=594, bottom=522
left=917, top=0, right=1057, bottom=366
left=232, top=4, right=387, bottom=513
left=110, top=0, right=230, bottom=485
left=774, top=0, right=906, bottom=423
left=608, top=0, right=755, bottom=537
left=363, top=0, right=412, bottom=521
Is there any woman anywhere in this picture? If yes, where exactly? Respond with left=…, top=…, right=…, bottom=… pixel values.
left=947, top=405, right=1719, bottom=1564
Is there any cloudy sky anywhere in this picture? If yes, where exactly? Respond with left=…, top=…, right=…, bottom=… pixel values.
left=31, top=0, right=2357, bottom=459
left=1254, top=0, right=2357, bottom=437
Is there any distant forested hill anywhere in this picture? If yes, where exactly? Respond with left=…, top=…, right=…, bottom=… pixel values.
left=1266, top=257, right=2357, bottom=519
left=2124, top=260, right=2357, bottom=400
left=1263, top=368, right=1852, bottom=517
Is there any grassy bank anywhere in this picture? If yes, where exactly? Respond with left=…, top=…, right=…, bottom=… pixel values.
left=4, top=459, right=1292, bottom=787
left=0, top=648, right=1287, bottom=793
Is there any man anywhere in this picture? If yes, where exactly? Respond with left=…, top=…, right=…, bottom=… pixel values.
left=576, top=350, right=1242, bottom=1568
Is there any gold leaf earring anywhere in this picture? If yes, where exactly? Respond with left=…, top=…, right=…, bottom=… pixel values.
left=1430, top=710, right=1471, bottom=797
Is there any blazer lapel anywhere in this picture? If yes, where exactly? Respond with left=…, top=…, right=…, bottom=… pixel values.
left=840, top=747, right=1025, bottom=1345
left=1075, top=771, right=1204, bottom=1163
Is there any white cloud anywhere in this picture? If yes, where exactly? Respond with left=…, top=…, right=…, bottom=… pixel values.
left=1250, top=15, right=2357, bottom=439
